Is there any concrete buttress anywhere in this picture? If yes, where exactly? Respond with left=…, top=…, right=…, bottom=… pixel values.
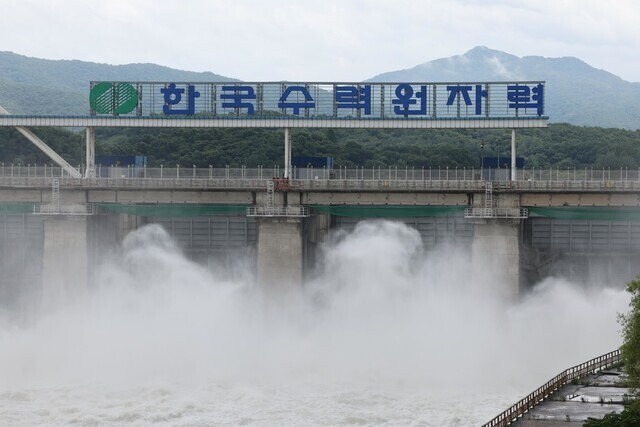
left=42, top=216, right=88, bottom=305
left=256, top=217, right=303, bottom=290
left=471, top=220, right=521, bottom=299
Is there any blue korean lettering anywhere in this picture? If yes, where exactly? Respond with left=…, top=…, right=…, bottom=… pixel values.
left=446, top=86, right=473, bottom=106
left=335, top=85, right=371, bottom=115
left=161, top=83, right=200, bottom=115
left=507, top=83, right=544, bottom=116
left=392, top=84, right=427, bottom=117
left=447, top=85, right=488, bottom=115
left=278, top=86, right=315, bottom=115
left=475, top=84, right=488, bottom=115
left=220, top=85, right=257, bottom=114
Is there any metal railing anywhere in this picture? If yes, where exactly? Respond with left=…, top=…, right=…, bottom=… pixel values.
left=33, top=203, right=95, bottom=215
left=2, top=176, right=640, bottom=192
left=2, top=166, right=640, bottom=192
left=3, top=165, right=640, bottom=182
left=483, top=349, right=621, bottom=427
left=0, top=177, right=271, bottom=190
left=464, top=207, right=528, bottom=219
left=246, top=206, right=309, bottom=217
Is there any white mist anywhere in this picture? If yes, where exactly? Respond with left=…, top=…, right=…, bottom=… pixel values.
left=0, top=221, right=629, bottom=426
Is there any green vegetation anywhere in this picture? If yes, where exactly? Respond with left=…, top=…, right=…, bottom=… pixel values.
left=583, top=276, right=640, bottom=426
left=621, top=276, right=640, bottom=391
left=0, top=127, right=84, bottom=166
left=0, top=51, right=235, bottom=115
left=0, top=124, right=639, bottom=168
left=2, top=49, right=640, bottom=128
left=583, top=402, right=640, bottom=427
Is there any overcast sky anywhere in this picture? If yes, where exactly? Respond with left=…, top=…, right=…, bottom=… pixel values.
left=1, top=0, right=639, bottom=82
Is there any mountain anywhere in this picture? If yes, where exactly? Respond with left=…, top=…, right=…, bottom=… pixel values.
left=0, top=51, right=236, bottom=115
left=1, top=48, right=639, bottom=129
left=369, top=46, right=640, bottom=129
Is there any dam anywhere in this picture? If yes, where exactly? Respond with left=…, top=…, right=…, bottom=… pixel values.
left=0, top=80, right=635, bottom=425
left=1, top=165, right=639, bottom=307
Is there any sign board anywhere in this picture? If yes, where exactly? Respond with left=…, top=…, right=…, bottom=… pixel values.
left=90, top=81, right=546, bottom=121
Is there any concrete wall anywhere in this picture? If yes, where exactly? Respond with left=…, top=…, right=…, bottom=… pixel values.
left=471, top=220, right=521, bottom=299
left=42, top=216, right=88, bottom=305
left=256, top=217, right=303, bottom=291
left=0, top=214, right=43, bottom=311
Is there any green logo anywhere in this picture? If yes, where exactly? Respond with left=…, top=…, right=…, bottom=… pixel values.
left=90, top=82, right=138, bottom=114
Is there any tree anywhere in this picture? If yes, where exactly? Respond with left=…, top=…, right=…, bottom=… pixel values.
left=584, top=404, right=640, bottom=427
left=621, top=276, right=640, bottom=390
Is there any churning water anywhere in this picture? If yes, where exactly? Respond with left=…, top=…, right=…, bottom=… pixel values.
left=0, top=221, right=629, bottom=425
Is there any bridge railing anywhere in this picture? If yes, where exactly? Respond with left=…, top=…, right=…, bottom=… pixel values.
left=465, top=207, right=528, bottom=219
left=3, top=176, right=640, bottom=192
left=0, top=177, right=272, bottom=189
left=246, top=206, right=310, bottom=217
left=33, top=203, right=95, bottom=215
left=483, top=349, right=621, bottom=427
left=2, top=165, right=640, bottom=183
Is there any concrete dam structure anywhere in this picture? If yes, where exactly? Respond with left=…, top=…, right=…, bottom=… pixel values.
left=0, top=80, right=554, bottom=306
left=1, top=169, right=640, bottom=308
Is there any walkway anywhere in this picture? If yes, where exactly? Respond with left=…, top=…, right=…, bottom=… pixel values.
left=513, top=368, right=628, bottom=426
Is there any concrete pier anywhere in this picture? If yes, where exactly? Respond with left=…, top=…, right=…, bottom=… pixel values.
left=256, top=217, right=303, bottom=290
left=42, top=216, right=88, bottom=304
left=471, top=220, right=521, bottom=299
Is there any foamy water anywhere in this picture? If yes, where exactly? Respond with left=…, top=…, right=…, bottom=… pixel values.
left=0, top=221, right=629, bottom=426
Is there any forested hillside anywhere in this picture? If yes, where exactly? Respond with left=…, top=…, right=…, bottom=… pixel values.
left=1, top=124, right=638, bottom=169
left=1, top=48, right=639, bottom=128
left=0, top=51, right=235, bottom=115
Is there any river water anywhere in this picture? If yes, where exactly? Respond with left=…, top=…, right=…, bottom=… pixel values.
left=0, top=221, right=628, bottom=426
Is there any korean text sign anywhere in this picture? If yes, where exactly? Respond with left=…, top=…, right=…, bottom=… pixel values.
left=90, top=81, right=545, bottom=119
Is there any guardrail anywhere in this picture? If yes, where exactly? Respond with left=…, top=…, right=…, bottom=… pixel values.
left=464, top=207, right=528, bottom=219
left=0, top=177, right=271, bottom=190
left=246, top=206, right=309, bottom=217
left=2, top=165, right=640, bottom=182
left=33, top=203, right=95, bottom=215
left=2, top=176, right=640, bottom=192
left=483, top=349, right=622, bottom=427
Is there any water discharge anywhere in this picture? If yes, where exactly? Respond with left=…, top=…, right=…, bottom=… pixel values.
left=0, top=221, right=630, bottom=425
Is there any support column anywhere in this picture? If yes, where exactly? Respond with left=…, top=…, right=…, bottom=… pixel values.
left=471, top=219, right=521, bottom=299
left=284, top=128, right=291, bottom=179
left=256, top=217, right=303, bottom=291
left=42, top=216, right=88, bottom=305
left=85, top=127, right=96, bottom=178
left=511, top=128, right=516, bottom=181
